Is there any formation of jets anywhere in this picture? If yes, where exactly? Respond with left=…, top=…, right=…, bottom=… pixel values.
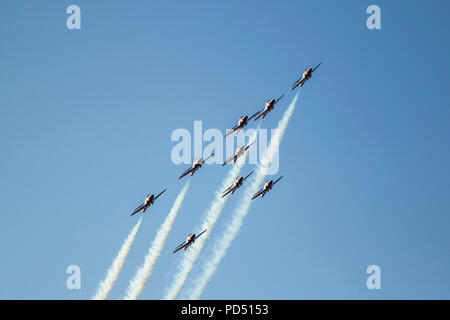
left=128, top=63, right=321, bottom=254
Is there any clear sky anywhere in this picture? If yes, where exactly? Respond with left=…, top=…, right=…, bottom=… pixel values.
left=1, top=0, right=449, bottom=299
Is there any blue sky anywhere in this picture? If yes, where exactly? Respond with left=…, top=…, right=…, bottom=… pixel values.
left=1, top=0, right=449, bottom=299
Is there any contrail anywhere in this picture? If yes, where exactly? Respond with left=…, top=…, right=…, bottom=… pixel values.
left=187, top=93, right=299, bottom=299
left=123, top=182, right=190, bottom=300
left=92, top=218, right=142, bottom=300
left=164, top=130, right=259, bottom=300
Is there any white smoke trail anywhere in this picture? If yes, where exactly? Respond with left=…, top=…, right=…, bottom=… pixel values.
left=92, top=218, right=142, bottom=300
left=163, top=130, right=259, bottom=300
left=187, top=93, right=299, bottom=299
left=123, top=182, right=190, bottom=300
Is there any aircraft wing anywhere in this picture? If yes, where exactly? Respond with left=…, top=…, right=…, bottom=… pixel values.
left=179, top=167, right=195, bottom=179
left=253, top=109, right=268, bottom=121
left=222, top=154, right=235, bottom=166
left=225, top=128, right=237, bottom=137
left=194, top=229, right=207, bottom=240
left=248, top=111, right=260, bottom=121
left=130, top=203, right=147, bottom=216
left=272, top=176, right=284, bottom=186
left=292, top=74, right=304, bottom=88
left=225, top=122, right=242, bottom=137
left=222, top=185, right=237, bottom=198
left=291, top=80, right=303, bottom=91
left=172, top=242, right=189, bottom=254
left=251, top=188, right=265, bottom=200
left=202, top=152, right=215, bottom=164
left=244, top=141, right=256, bottom=151
left=292, top=76, right=302, bottom=87
left=154, top=189, right=167, bottom=201
left=312, top=62, right=322, bottom=73
left=242, top=171, right=254, bottom=182
left=275, top=94, right=284, bottom=104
